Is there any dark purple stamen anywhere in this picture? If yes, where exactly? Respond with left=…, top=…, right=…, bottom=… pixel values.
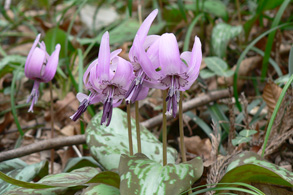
left=101, top=88, right=114, bottom=126
left=165, top=76, right=180, bottom=118
left=70, top=98, right=89, bottom=121
left=125, top=70, right=145, bottom=104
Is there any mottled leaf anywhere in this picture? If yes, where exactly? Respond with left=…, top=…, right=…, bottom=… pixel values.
left=38, top=167, right=100, bottom=187
left=0, top=161, right=48, bottom=194
left=0, top=159, right=27, bottom=173
left=82, top=183, right=120, bottom=195
left=220, top=151, right=293, bottom=187
left=3, top=167, right=120, bottom=194
left=119, top=153, right=203, bottom=195
left=63, top=156, right=101, bottom=172
left=239, top=129, right=258, bottom=137
left=86, top=108, right=178, bottom=170
left=204, top=57, right=234, bottom=77
left=232, top=136, right=252, bottom=146
left=211, top=23, right=243, bottom=58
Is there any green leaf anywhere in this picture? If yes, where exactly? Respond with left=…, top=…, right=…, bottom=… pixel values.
left=2, top=167, right=120, bottom=194
left=211, top=23, right=243, bottom=58
left=86, top=108, right=178, bottom=170
left=204, top=57, right=234, bottom=77
left=220, top=151, right=293, bottom=187
left=44, top=27, right=74, bottom=58
left=38, top=167, right=100, bottom=187
left=63, top=156, right=101, bottom=173
left=119, top=153, right=203, bottom=195
left=0, top=159, right=27, bottom=173
left=4, top=186, right=74, bottom=195
left=82, top=183, right=120, bottom=195
left=0, top=55, right=26, bottom=71
left=185, top=0, right=228, bottom=21
left=232, top=136, right=252, bottom=146
left=0, top=161, right=48, bottom=194
left=239, top=129, right=258, bottom=137
left=199, top=68, right=216, bottom=79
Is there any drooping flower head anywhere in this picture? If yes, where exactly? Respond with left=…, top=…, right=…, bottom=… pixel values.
left=25, top=34, right=61, bottom=112
left=71, top=32, right=134, bottom=126
left=136, top=33, right=202, bottom=117
left=125, top=9, right=160, bottom=104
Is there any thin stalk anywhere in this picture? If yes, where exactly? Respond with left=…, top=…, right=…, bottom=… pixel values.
left=127, top=104, right=133, bottom=155
left=135, top=102, right=141, bottom=153
left=179, top=92, right=186, bottom=162
left=138, top=0, right=142, bottom=24
left=162, top=90, right=167, bottom=165
left=49, top=81, right=55, bottom=174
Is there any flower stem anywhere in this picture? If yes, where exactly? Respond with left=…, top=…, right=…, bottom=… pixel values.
left=127, top=104, right=133, bottom=155
left=162, top=90, right=167, bottom=166
left=179, top=91, right=187, bottom=162
left=49, top=81, right=55, bottom=174
left=135, top=101, right=141, bottom=153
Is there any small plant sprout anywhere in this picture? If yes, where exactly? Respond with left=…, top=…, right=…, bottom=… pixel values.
left=25, top=34, right=61, bottom=112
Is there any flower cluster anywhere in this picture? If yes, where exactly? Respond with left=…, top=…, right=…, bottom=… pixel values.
left=71, top=9, right=202, bottom=125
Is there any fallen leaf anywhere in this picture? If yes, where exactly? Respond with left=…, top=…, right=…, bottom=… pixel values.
left=262, top=81, right=282, bottom=113
left=183, top=136, right=212, bottom=161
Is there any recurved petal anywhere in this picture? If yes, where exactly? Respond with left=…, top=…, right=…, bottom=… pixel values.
left=42, top=44, right=61, bottom=82
left=180, top=51, right=192, bottom=66
left=143, top=35, right=160, bottom=50
left=146, top=37, right=160, bottom=69
left=134, top=35, right=161, bottom=80
left=134, top=9, right=158, bottom=44
left=76, top=92, right=89, bottom=102
left=25, top=34, right=41, bottom=74
left=159, top=33, right=187, bottom=75
left=83, top=58, right=98, bottom=89
left=111, top=56, right=134, bottom=89
left=97, top=31, right=110, bottom=81
left=110, top=49, right=122, bottom=60
left=187, top=36, right=202, bottom=76
left=134, top=86, right=149, bottom=101
left=25, top=47, right=46, bottom=80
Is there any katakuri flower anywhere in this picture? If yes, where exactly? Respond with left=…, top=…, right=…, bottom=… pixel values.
left=71, top=32, right=134, bottom=126
left=70, top=48, right=122, bottom=121
left=135, top=33, right=202, bottom=117
left=25, top=34, right=61, bottom=112
left=125, top=9, right=160, bottom=104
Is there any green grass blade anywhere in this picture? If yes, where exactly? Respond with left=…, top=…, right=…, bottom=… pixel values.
left=10, top=68, right=24, bottom=136
left=233, top=22, right=292, bottom=111
left=128, top=0, right=133, bottom=17
left=261, top=0, right=291, bottom=78
left=183, top=13, right=203, bottom=51
left=261, top=74, right=293, bottom=157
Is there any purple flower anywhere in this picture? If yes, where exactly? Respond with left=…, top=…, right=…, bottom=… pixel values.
left=125, top=9, right=160, bottom=104
left=135, top=33, right=202, bottom=117
left=71, top=32, right=134, bottom=126
left=25, top=34, right=61, bottom=112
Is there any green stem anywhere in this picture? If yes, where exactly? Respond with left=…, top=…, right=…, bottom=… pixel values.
left=179, top=92, right=186, bottom=162
left=162, top=90, right=167, bottom=165
left=49, top=81, right=55, bottom=174
left=127, top=104, right=133, bottom=155
left=261, top=74, right=293, bottom=157
left=11, top=68, right=24, bottom=137
left=135, top=101, right=141, bottom=153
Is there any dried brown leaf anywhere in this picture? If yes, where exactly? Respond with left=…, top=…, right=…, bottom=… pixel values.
left=262, top=82, right=282, bottom=113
